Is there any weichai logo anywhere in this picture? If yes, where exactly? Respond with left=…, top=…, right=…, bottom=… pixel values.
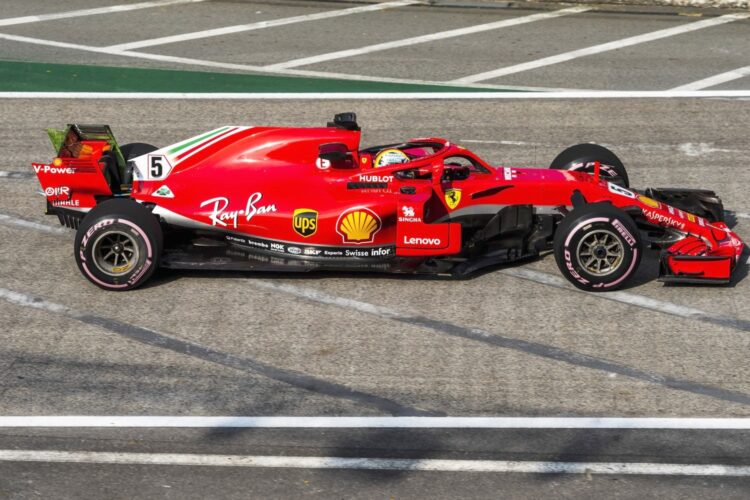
left=293, top=208, right=318, bottom=237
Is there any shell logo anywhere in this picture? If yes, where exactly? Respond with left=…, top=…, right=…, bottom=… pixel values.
left=637, top=195, right=661, bottom=209
left=336, top=207, right=382, bottom=244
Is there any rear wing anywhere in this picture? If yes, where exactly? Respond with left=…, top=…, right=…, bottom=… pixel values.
left=33, top=124, right=125, bottom=226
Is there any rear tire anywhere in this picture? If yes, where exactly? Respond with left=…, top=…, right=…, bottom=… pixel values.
left=550, top=143, right=630, bottom=188
left=75, top=199, right=163, bottom=291
left=554, top=203, right=642, bottom=291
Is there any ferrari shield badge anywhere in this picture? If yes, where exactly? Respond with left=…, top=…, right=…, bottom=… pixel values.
left=444, top=188, right=462, bottom=210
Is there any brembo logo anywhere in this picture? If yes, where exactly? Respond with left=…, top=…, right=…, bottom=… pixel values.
left=34, top=164, right=75, bottom=175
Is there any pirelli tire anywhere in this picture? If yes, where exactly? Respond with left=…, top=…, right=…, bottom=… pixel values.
left=74, top=199, right=163, bottom=291
left=550, top=143, right=630, bottom=188
left=553, top=203, right=642, bottom=291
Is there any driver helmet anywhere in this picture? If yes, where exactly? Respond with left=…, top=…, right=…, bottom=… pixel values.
left=373, top=148, right=409, bottom=168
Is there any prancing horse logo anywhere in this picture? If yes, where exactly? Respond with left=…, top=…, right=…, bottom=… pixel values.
left=444, top=188, right=462, bottom=210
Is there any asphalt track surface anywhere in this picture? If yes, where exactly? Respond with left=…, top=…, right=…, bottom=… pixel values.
left=1, top=1, right=750, bottom=498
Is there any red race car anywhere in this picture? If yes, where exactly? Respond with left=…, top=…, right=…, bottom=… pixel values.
left=33, top=113, right=745, bottom=291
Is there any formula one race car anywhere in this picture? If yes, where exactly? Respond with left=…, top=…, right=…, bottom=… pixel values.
left=33, top=113, right=745, bottom=291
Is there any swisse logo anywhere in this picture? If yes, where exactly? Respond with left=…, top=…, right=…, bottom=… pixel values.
left=403, top=236, right=442, bottom=246
left=34, top=164, right=75, bottom=175
left=287, top=246, right=302, bottom=255
left=44, top=186, right=70, bottom=197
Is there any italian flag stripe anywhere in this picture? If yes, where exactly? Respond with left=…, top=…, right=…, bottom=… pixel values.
left=168, top=127, right=230, bottom=155
left=174, top=126, right=240, bottom=161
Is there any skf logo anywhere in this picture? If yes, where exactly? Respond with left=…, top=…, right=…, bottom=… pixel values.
left=336, top=207, right=382, bottom=244
left=293, top=208, right=318, bottom=237
left=444, top=189, right=461, bottom=210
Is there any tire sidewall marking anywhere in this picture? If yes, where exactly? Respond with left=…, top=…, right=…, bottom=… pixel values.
left=79, top=217, right=154, bottom=289
left=562, top=216, right=638, bottom=287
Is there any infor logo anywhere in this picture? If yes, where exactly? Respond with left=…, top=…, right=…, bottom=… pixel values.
left=293, top=208, right=318, bottom=237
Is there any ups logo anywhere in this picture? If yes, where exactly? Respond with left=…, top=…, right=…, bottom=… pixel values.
left=293, top=208, right=318, bottom=237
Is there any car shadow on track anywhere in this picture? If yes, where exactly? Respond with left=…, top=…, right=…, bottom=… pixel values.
left=145, top=244, right=746, bottom=292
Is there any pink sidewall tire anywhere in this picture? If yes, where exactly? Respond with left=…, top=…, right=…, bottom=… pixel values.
left=553, top=203, right=642, bottom=291
left=74, top=199, right=163, bottom=291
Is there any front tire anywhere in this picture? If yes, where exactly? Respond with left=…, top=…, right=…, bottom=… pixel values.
left=75, top=199, right=163, bottom=291
left=550, top=143, right=630, bottom=188
left=554, top=203, right=642, bottom=291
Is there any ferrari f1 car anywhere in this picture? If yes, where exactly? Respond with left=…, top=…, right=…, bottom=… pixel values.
left=32, top=113, right=745, bottom=291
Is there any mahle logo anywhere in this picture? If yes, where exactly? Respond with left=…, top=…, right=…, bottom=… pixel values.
left=293, top=208, right=318, bottom=237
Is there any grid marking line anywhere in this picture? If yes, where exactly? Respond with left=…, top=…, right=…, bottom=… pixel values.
left=0, top=32, right=542, bottom=92
left=0, top=450, right=749, bottom=476
left=0, top=416, right=749, bottom=429
left=0, top=0, right=206, bottom=27
left=104, top=0, right=421, bottom=51
left=672, top=65, right=750, bottom=91
left=0, top=286, right=435, bottom=416
left=2, top=91, right=750, bottom=99
left=265, top=7, right=590, bottom=70
left=453, top=13, right=750, bottom=83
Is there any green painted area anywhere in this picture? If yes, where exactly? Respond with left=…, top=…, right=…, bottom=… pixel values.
left=0, top=60, right=516, bottom=93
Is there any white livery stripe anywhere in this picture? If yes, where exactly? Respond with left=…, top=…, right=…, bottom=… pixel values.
left=266, top=7, right=590, bottom=70
left=0, top=450, right=748, bottom=476
left=0, top=416, right=748, bottom=429
left=0, top=0, right=206, bottom=27
left=104, top=0, right=420, bottom=51
left=453, top=13, right=750, bottom=83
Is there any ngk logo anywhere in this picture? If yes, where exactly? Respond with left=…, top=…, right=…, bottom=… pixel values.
left=44, top=186, right=70, bottom=197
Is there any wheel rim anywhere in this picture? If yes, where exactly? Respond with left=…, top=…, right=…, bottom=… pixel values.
left=91, top=230, right=139, bottom=276
left=576, top=229, right=623, bottom=277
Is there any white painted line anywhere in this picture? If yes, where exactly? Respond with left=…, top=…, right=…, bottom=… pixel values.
left=672, top=65, right=750, bottom=91
left=736, top=213, right=750, bottom=219
left=2, top=91, right=750, bottom=99
left=0, top=32, right=556, bottom=92
left=0, top=450, right=748, bottom=476
left=0, top=416, right=749, bottom=429
left=460, top=139, right=542, bottom=146
left=0, top=213, right=68, bottom=235
left=0, top=0, right=205, bottom=27
left=500, top=267, right=750, bottom=321
left=266, top=7, right=589, bottom=70
left=453, top=13, right=750, bottom=83
left=104, top=0, right=420, bottom=51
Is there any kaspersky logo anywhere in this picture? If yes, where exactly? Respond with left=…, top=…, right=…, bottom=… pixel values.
left=336, top=207, right=382, bottom=244
left=293, top=208, right=318, bottom=237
